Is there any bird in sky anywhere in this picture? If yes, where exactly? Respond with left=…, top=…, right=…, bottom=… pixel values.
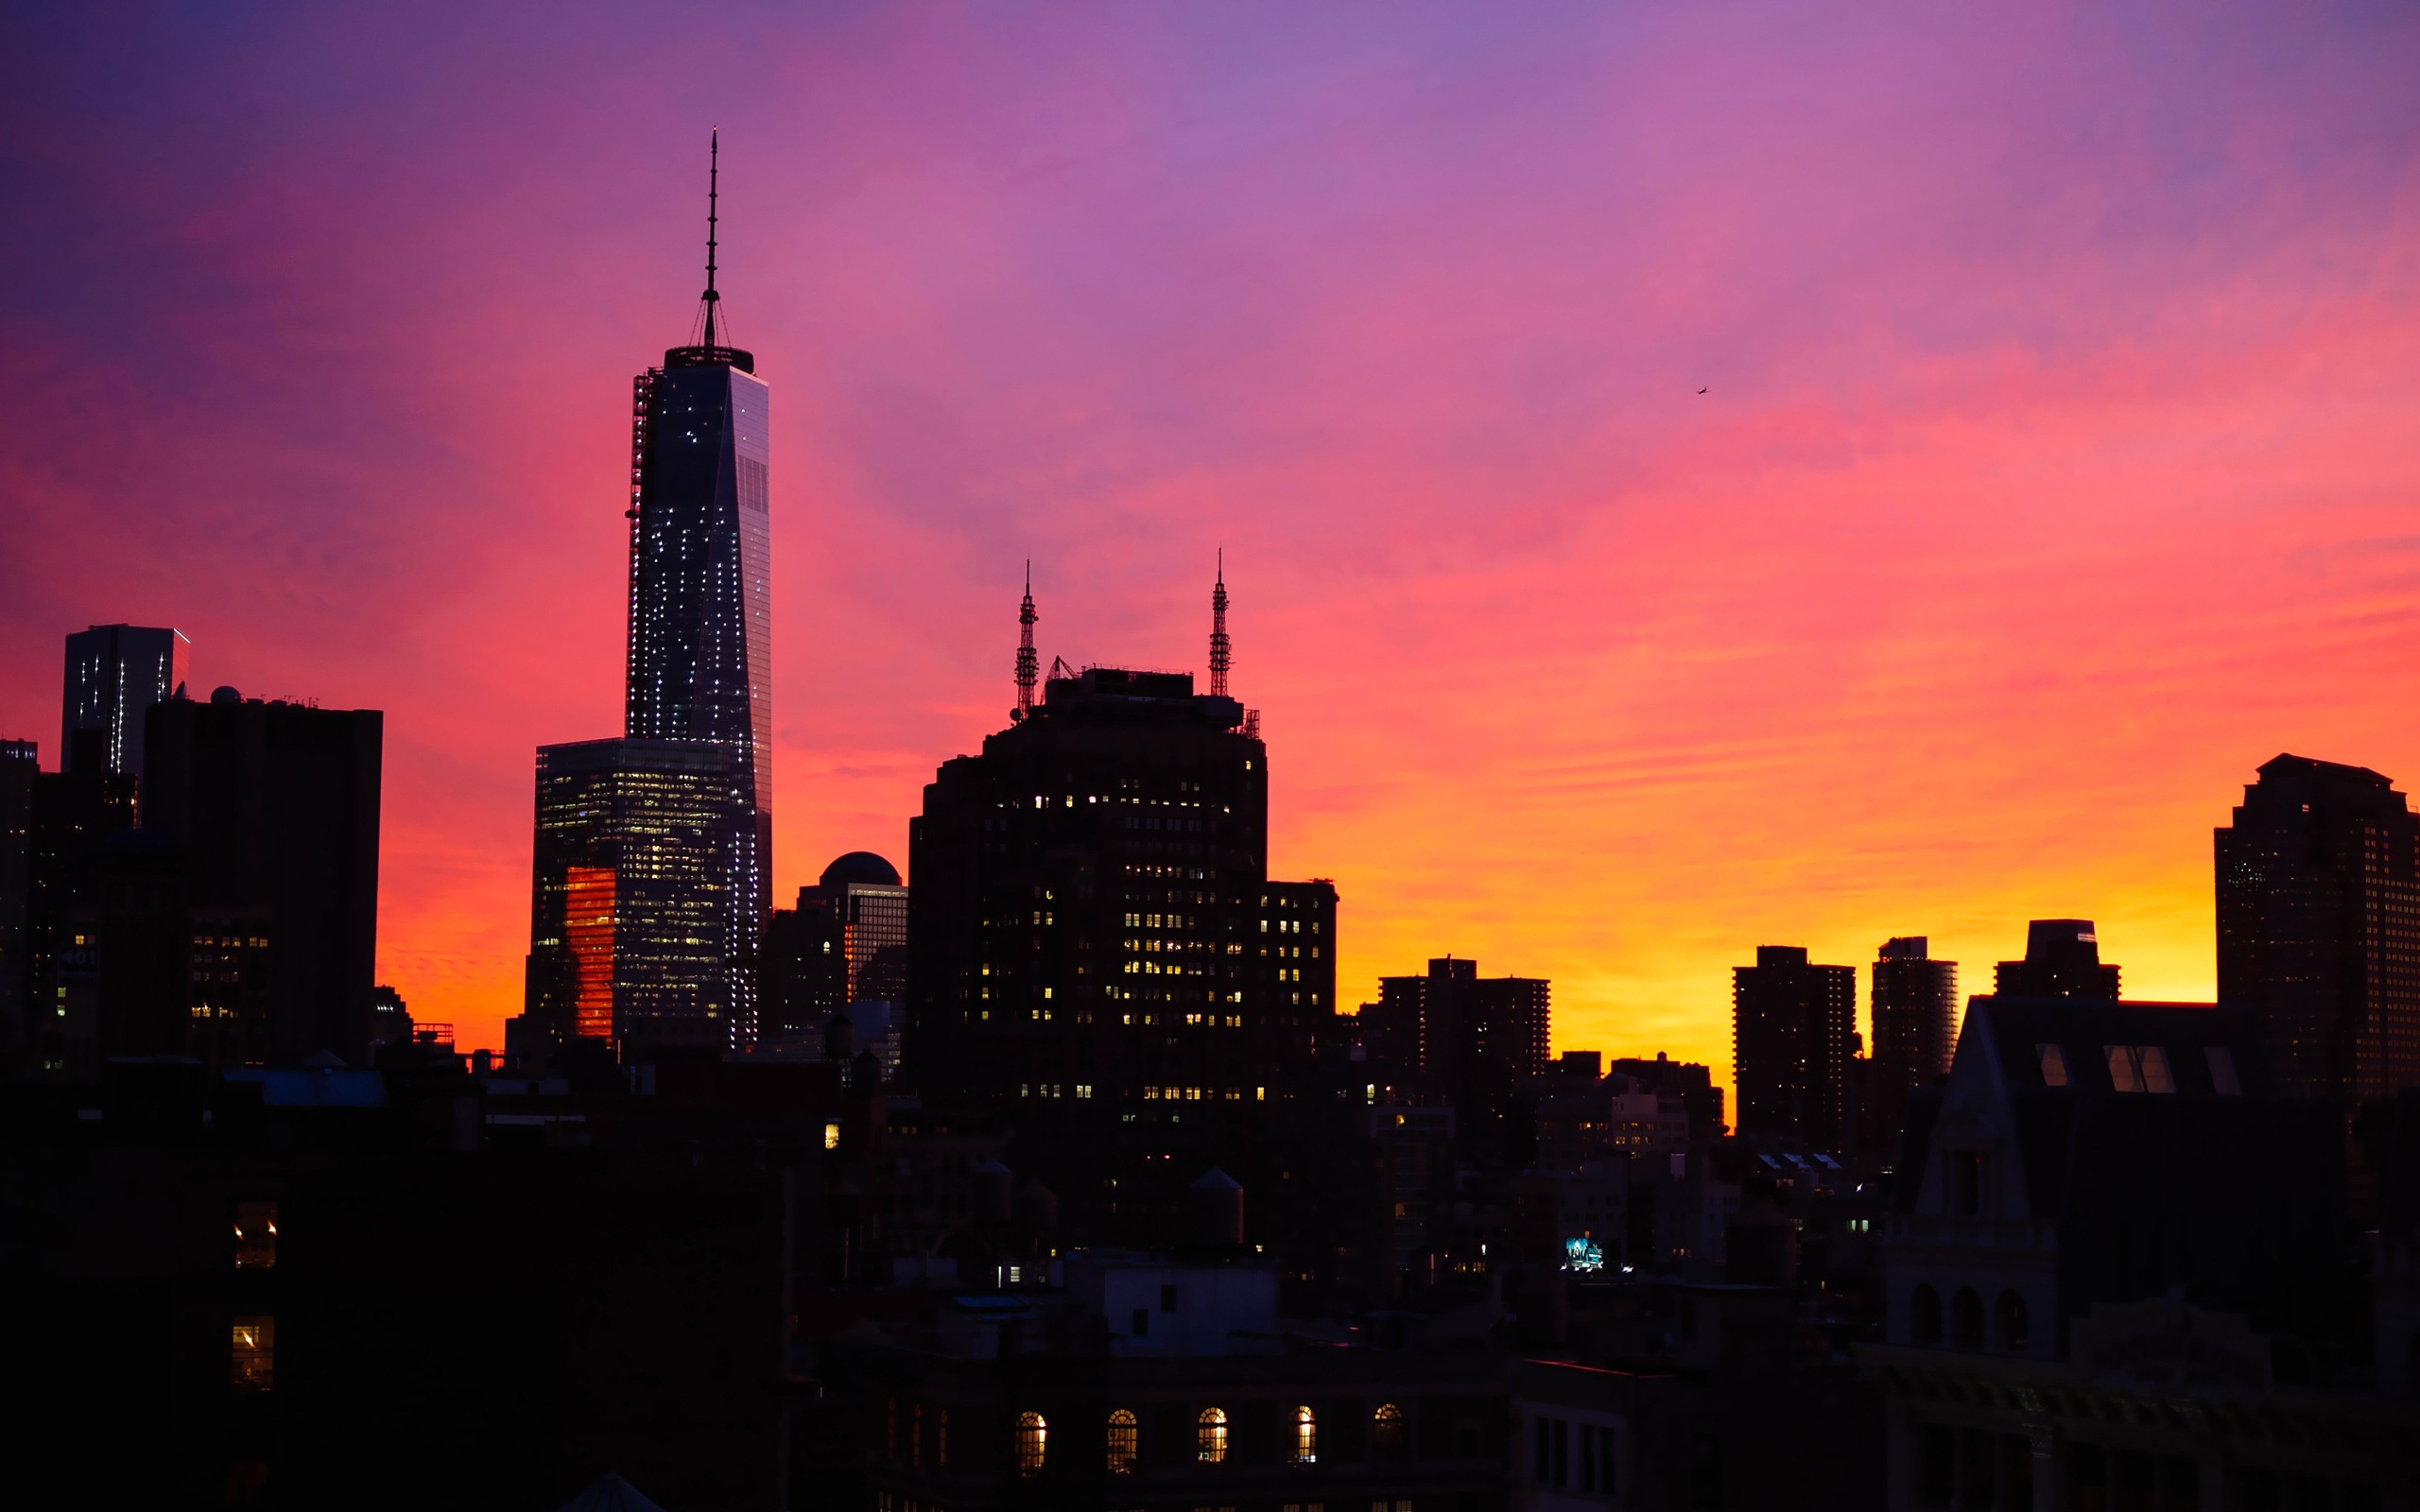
left=1698, top=387, right=1708, bottom=394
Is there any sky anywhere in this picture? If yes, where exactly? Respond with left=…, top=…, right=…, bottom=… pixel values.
left=4, top=1, right=2419, bottom=1097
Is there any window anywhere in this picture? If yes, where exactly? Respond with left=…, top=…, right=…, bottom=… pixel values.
left=233, top=1201, right=277, bottom=1269
left=1950, top=1287, right=1984, bottom=1347
left=1198, top=1407, right=1229, bottom=1463
left=1292, top=1405, right=1318, bottom=1464
left=1947, top=1151, right=1984, bottom=1216
left=1016, top=1411, right=1047, bottom=1477
left=231, top=1316, right=274, bottom=1389
left=2205, top=1046, right=2241, bottom=1096
left=1996, top=1290, right=2030, bottom=1352
left=2106, top=1044, right=2142, bottom=1092
left=2036, top=1043, right=2068, bottom=1087
left=1912, top=1285, right=1942, bottom=1344
left=1107, top=1409, right=1138, bottom=1475
left=1162, top=1283, right=1179, bottom=1312
left=1373, top=1402, right=1406, bottom=1457
left=2136, top=1046, right=2174, bottom=1093
left=1132, top=1307, right=1150, bottom=1337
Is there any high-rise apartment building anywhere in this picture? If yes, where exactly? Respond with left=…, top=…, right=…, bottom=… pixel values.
left=139, top=691, right=383, bottom=1064
left=624, top=136, right=771, bottom=1004
left=1372, top=956, right=1550, bottom=1157
left=61, top=625, right=187, bottom=780
left=2217, top=753, right=2420, bottom=1107
left=518, top=738, right=753, bottom=1056
left=1733, top=944, right=1857, bottom=1151
left=1866, top=936, right=1958, bottom=1153
left=1994, top=919, right=2119, bottom=1000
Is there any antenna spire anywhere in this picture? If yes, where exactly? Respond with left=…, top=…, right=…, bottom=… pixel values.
left=701, top=129, right=721, bottom=351
left=1013, top=563, right=1039, bottom=721
left=1208, top=549, right=1231, bottom=698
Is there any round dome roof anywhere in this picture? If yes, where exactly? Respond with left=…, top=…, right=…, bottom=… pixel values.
left=820, top=850, right=902, bottom=888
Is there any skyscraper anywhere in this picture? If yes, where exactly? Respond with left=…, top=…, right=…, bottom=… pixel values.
left=1994, top=919, right=2120, bottom=1000
left=519, top=738, right=753, bottom=1056
left=2217, top=753, right=2420, bottom=1107
left=907, top=569, right=1336, bottom=1243
left=1372, top=956, right=1549, bottom=1157
left=624, top=131, right=771, bottom=1036
left=62, top=624, right=188, bottom=779
left=1733, top=944, right=1857, bottom=1150
left=1866, top=936, right=1958, bottom=1154
left=139, top=690, right=383, bottom=1064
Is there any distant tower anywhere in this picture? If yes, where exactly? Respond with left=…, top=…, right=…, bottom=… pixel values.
left=1012, top=565, right=1039, bottom=721
left=1208, top=553, right=1231, bottom=698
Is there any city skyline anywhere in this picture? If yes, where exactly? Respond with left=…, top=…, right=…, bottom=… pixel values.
left=6, top=4, right=2420, bottom=1091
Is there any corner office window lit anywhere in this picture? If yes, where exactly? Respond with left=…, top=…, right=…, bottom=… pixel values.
left=1015, top=1411, right=1046, bottom=1476
left=1197, top=1406, right=1229, bottom=1463
left=231, top=1317, right=274, bottom=1389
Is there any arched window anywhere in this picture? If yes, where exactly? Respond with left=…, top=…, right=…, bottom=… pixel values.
left=1911, top=1285, right=1942, bottom=1345
left=1292, top=1404, right=1318, bottom=1464
left=1015, top=1411, right=1046, bottom=1477
left=1106, top=1409, right=1138, bottom=1476
left=1950, top=1287, right=1984, bottom=1348
left=1197, top=1407, right=1229, bottom=1463
left=1374, top=1401, right=1406, bottom=1458
left=1996, top=1291, right=2030, bottom=1352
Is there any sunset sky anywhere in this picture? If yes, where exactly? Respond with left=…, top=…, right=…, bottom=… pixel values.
left=5, top=2, right=2419, bottom=1097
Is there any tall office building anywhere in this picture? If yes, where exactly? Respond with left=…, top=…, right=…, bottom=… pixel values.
left=2217, top=753, right=2420, bottom=1107
left=761, top=853, right=910, bottom=1041
left=624, top=133, right=772, bottom=1014
left=519, top=739, right=753, bottom=1056
left=1994, top=919, right=2119, bottom=1000
left=1866, top=936, right=1958, bottom=1156
left=907, top=573, right=1337, bottom=1242
left=62, top=624, right=188, bottom=779
left=139, top=690, right=383, bottom=1064
left=1732, top=944, right=1857, bottom=1151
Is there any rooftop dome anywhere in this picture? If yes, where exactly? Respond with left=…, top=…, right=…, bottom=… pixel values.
left=820, top=850, right=902, bottom=889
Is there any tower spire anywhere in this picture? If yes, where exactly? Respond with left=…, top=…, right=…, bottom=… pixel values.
left=1013, top=563, right=1039, bottom=721
left=700, top=129, right=721, bottom=351
left=1208, top=549, right=1231, bottom=698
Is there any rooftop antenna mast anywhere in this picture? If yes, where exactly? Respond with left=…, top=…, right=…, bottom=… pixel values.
left=1013, top=563, right=1039, bottom=721
left=700, top=129, right=722, bottom=351
left=1208, top=550, right=1231, bottom=697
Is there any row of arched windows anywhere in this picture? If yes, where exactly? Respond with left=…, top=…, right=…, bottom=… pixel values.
left=1910, top=1284, right=2028, bottom=1351
left=1015, top=1402, right=1404, bottom=1476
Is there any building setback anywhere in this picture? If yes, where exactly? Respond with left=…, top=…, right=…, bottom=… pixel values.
left=1733, top=945, right=1857, bottom=1152
left=2217, top=752, right=2420, bottom=1108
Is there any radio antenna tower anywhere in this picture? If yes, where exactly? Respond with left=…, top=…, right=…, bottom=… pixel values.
left=1013, top=563, right=1039, bottom=721
left=1208, top=550, right=1231, bottom=698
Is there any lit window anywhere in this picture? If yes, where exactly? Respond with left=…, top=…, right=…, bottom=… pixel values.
left=2205, top=1046, right=2241, bottom=1095
left=823, top=1122, right=840, bottom=1150
left=2035, top=1043, right=2067, bottom=1087
left=233, top=1201, right=277, bottom=1269
left=1106, top=1409, right=1138, bottom=1475
left=1198, top=1406, right=1229, bottom=1462
left=1373, top=1401, right=1406, bottom=1457
left=1016, top=1411, right=1047, bottom=1477
left=2104, top=1045, right=2142, bottom=1092
left=231, top=1316, right=274, bottom=1389
left=1292, top=1404, right=1318, bottom=1464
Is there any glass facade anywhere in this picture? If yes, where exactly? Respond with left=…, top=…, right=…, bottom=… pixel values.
left=61, top=624, right=188, bottom=777
left=524, top=738, right=753, bottom=1050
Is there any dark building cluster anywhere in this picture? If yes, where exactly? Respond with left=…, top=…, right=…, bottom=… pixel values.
left=5, top=163, right=2418, bottom=1512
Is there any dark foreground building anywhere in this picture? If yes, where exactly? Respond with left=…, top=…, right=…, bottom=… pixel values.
left=2218, top=752, right=2420, bottom=1108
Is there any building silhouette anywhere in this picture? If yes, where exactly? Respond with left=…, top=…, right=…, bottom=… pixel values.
left=137, top=690, right=383, bottom=1065
left=1733, top=945, right=1857, bottom=1151
left=1993, top=919, right=2118, bottom=1000
left=517, top=738, right=753, bottom=1057
left=906, top=572, right=1336, bottom=1246
left=0, top=740, right=32, bottom=1063
left=2217, top=753, right=2420, bottom=1108
left=622, top=131, right=772, bottom=1041
left=1865, top=936, right=1958, bottom=1155
left=61, top=623, right=187, bottom=779
left=763, top=852, right=910, bottom=1043
left=1372, top=956, right=1550, bottom=1158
